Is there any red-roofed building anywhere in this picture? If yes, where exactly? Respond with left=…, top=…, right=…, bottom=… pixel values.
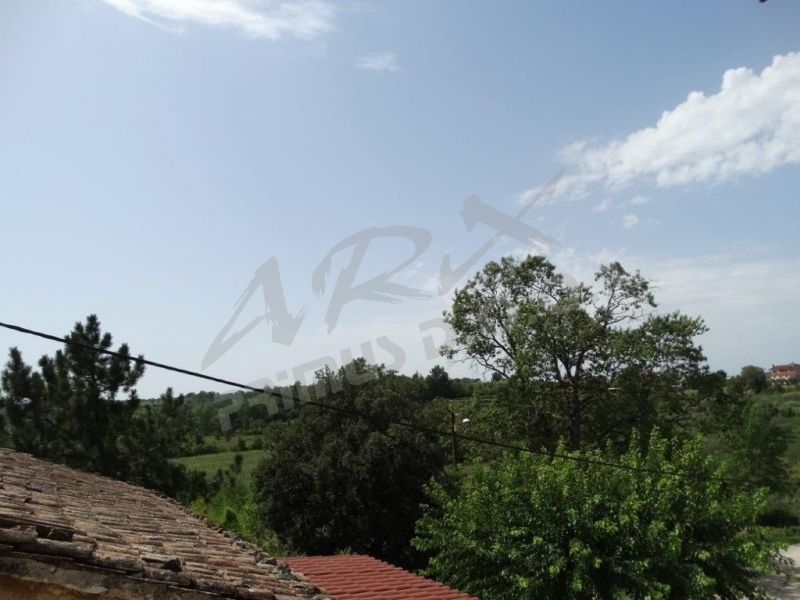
left=769, top=363, right=800, bottom=383
left=283, top=555, right=478, bottom=600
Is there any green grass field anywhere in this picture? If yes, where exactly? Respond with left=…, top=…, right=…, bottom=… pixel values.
left=171, top=449, right=267, bottom=481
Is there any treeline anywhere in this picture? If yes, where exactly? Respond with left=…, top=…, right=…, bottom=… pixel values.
left=143, top=368, right=480, bottom=457
left=0, top=256, right=795, bottom=599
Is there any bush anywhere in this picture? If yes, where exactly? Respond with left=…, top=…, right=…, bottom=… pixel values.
left=414, top=431, right=782, bottom=600
left=191, top=480, right=294, bottom=557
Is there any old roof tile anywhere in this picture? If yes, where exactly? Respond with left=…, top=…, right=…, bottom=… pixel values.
left=0, top=448, right=328, bottom=599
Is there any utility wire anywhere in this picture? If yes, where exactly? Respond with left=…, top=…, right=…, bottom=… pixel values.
left=0, top=321, right=274, bottom=396
left=0, top=320, right=758, bottom=485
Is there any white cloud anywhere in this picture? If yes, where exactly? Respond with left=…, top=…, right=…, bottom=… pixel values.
left=629, top=195, right=650, bottom=206
left=355, top=51, right=399, bottom=73
left=593, top=199, right=612, bottom=212
left=622, top=213, right=639, bottom=229
left=557, top=52, right=800, bottom=196
left=97, top=0, right=336, bottom=40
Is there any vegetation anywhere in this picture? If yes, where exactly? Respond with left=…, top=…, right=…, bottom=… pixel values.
left=443, top=256, right=710, bottom=452
left=0, top=257, right=797, bottom=598
left=252, top=360, right=446, bottom=567
left=0, top=316, right=206, bottom=500
left=415, top=432, right=780, bottom=599
left=732, top=365, right=770, bottom=395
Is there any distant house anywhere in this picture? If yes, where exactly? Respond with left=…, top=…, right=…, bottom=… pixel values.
left=283, top=555, right=477, bottom=600
left=0, top=448, right=329, bottom=599
left=769, top=363, right=800, bottom=382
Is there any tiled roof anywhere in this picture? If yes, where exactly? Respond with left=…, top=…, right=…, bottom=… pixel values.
left=283, top=555, right=478, bottom=600
left=0, top=448, right=327, bottom=599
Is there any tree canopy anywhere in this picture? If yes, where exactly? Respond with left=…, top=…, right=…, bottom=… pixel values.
left=252, top=360, right=445, bottom=567
left=731, top=365, right=770, bottom=395
left=442, top=256, right=709, bottom=451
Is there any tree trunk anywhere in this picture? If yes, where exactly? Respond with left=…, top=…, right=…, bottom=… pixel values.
left=568, top=389, right=583, bottom=450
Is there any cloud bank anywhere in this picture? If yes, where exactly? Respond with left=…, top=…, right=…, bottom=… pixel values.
left=98, top=0, right=336, bottom=40
left=558, top=52, right=800, bottom=195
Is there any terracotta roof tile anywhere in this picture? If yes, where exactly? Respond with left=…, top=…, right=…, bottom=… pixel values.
left=0, top=448, right=327, bottom=599
left=283, top=555, right=478, bottom=600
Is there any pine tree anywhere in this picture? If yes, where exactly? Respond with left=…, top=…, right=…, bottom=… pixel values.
left=1, top=315, right=144, bottom=478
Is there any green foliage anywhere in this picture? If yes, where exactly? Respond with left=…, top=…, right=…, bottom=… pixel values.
left=722, top=402, right=791, bottom=492
left=252, top=360, right=445, bottom=567
left=0, top=293, right=792, bottom=598
left=414, top=431, right=782, bottom=600
left=0, top=315, right=206, bottom=500
left=442, top=256, right=709, bottom=452
left=175, top=391, right=225, bottom=439
left=761, top=394, right=800, bottom=470
left=699, top=381, right=792, bottom=493
left=741, top=365, right=769, bottom=394
left=425, top=365, right=456, bottom=399
left=191, top=477, right=294, bottom=557
left=120, top=390, right=210, bottom=499
left=728, top=366, right=770, bottom=396
left=1, top=315, right=144, bottom=472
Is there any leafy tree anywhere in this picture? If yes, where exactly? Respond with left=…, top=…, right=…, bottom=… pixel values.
left=252, top=360, right=445, bottom=566
left=731, top=402, right=791, bottom=492
left=736, top=365, right=769, bottom=395
left=704, top=395, right=791, bottom=493
left=425, top=365, right=455, bottom=399
left=442, top=256, right=708, bottom=451
left=414, top=431, right=781, bottom=600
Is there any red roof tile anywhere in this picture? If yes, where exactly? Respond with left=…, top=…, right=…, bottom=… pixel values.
left=283, top=555, right=478, bottom=600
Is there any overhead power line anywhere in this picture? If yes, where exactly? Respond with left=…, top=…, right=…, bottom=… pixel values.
left=0, top=320, right=757, bottom=485
left=0, top=321, right=273, bottom=396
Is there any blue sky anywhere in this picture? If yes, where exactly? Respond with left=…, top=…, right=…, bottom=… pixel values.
left=1, top=0, right=799, bottom=397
